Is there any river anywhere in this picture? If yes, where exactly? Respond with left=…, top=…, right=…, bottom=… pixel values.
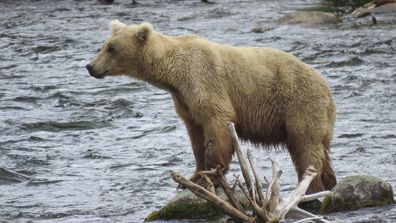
left=0, top=0, right=395, bottom=222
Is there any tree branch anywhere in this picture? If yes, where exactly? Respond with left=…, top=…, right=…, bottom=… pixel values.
left=170, top=122, right=336, bottom=223
left=227, top=122, right=254, bottom=198
left=247, top=148, right=265, bottom=203
left=171, top=171, right=255, bottom=222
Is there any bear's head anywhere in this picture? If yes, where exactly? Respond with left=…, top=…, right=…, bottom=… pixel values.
left=86, top=20, right=154, bottom=79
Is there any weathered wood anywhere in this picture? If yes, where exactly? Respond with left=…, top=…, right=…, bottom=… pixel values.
left=247, top=148, right=265, bottom=203
left=171, top=122, right=335, bottom=223
left=266, top=156, right=282, bottom=214
left=227, top=122, right=254, bottom=198
left=216, top=171, right=244, bottom=212
left=274, top=166, right=317, bottom=218
left=171, top=171, right=255, bottom=222
left=301, top=191, right=332, bottom=203
left=286, top=207, right=331, bottom=223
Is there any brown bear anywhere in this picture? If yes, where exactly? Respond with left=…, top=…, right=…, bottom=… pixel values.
left=86, top=20, right=336, bottom=194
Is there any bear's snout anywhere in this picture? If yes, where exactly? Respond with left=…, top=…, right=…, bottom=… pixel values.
left=86, top=64, right=104, bottom=79
left=86, top=64, right=94, bottom=75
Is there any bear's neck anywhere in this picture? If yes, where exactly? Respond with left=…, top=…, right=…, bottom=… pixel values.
left=137, top=34, right=189, bottom=95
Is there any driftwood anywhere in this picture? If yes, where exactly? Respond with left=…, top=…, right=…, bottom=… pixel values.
left=352, top=0, right=396, bottom=17
left=171, top=122, right=334, bottom=223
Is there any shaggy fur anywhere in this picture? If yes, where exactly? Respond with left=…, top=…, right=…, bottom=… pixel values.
left=87, top=21, right=337, bottom=194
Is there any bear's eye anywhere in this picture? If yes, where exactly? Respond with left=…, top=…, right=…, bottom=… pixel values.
left=107, top=45, right=116, bottom=53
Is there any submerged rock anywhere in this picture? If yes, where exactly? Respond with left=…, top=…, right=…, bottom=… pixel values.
left=321, top=175, right=395, bottom=213
left=145, top=175, right=394, bottom=221
left=277, top=11, right=341, bottom=25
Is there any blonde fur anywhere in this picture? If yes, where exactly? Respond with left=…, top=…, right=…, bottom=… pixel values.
left=88, top=21, right=337, bottom=194
left=110, top=19, right=127, bottom=34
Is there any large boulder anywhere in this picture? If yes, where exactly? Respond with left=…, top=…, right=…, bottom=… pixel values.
left=145, top=175, right=395, bottom=221
left=352, top=1, right=396, bottom=17
left=144, top=189, right=222, bottom=221
left=321, top=175, right=395, bottom=213
left=144, top=189, right=249, bottom=222
left=277, top=11, right=341, bottom=25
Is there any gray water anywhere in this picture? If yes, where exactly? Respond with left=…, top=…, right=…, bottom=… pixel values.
left=0, top=0, right=395, bottom=222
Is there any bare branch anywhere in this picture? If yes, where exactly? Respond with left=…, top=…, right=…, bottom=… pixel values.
left=202, top=173, right=215, bottom=194
left=227, top=122, right=254, bottom=198
left=199, top=169, right=218, bottom=175
left=216, top=171, right=244, bottom=212
left=251, top=181, right=257, bottom=204
left=171, top=171, right=255, bottom=222
left=275, top=166, right=317, bottom=219
left=237, top=180, right=269, bottom=222
left=247, top=148, right=265, bottom=203
left=263, top=176, right=270, bottom=185
left=287, top=207, right=332, bottom=223
left=170, top=123, right=337, bottom=223
left=301, top=191, right=332, bottom=203
left=266, top=156, right=282, bottom=213
left=232, top=174, right=240, bottom=191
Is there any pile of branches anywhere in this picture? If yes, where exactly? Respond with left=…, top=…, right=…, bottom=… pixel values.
left=171, top=122, right=334, bottom=223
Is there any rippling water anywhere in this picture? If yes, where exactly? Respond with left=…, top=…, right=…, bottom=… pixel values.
left=0, top=0, right=395, bottom=222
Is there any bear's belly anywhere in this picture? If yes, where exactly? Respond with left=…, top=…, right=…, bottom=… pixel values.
left=235, top=119, right=286, bottom=147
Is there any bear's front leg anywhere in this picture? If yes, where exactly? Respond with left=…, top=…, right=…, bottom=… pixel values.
left=184, top=122, right=206, bottom=184
left=203, top=118, right=234, bottom=172
left=171, top=94, right=206, bottom=184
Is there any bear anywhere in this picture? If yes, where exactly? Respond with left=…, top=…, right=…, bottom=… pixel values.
left=86, top=20, right=337, bottom=194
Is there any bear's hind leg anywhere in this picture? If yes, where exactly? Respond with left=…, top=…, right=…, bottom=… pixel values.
left=287, top=140, right=327, bottom=194
left=321, top=140, right=337, bottom=190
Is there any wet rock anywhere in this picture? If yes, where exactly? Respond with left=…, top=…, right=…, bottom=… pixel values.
left=98, top=0, right=114, bottom=4
left=0, top=167, right=30, bottom=184
left=277, top=11, right=341, bottom=25
left=321, top=175, right=395, bottom=213
left=146, top=175, right=395, bottom=221
left=352, top=0, right=396, bottom=17
left=144, top=188, right=249, bottom=221
left=250, top=26, right=274, bottom=33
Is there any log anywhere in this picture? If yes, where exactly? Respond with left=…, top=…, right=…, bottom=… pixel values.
left=171, top=171, right=255, bottom=222
left=216, top=170, right=244, bottom=212
left=171, top=122, right=335, bottom=223
left=247, top=148, right=265, bottom=203
left=227, top=122, right=254, bottom=198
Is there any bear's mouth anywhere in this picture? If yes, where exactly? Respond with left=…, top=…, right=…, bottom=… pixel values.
left=91, top=74, right=105, bottom=79
left=91, top=70, right=110, bottom=79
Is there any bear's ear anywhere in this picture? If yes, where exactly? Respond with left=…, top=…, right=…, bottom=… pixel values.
left=136, top=22, right=153, bottom=42
left=110, top=19, right=127, bottom=34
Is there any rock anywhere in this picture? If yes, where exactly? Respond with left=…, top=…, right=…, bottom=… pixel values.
left=321, top=175, right=395, bottom=213
left=375, top=3, right=396, bottom=13
left=250, top=26, right=274, bottom=33
left=144, top=189, right=220, bottom=221
left=145, top=175, right=395, bottom=221
left=144, top=188, right=249, bottom=222
left=277, top=11, right=341, bottom=25
left=98, top=0, right=114, bottom=4
left=352, top=0, right=396, bottom=17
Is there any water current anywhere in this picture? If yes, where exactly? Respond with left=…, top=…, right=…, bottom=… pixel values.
left=0, top=0, right=395, bottom=222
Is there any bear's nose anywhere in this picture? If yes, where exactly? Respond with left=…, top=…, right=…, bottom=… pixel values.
left=86, top=64, right=97, bottom=77
left=86, top=64, right=93, bottom=73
